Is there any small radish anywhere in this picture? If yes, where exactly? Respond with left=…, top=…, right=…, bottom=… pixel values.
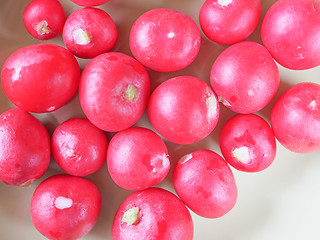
left=0, top=108, right=50, bottom=186
left=31, top=174, right=101, bottom=240
left=112, top=188, right=193, bottom=240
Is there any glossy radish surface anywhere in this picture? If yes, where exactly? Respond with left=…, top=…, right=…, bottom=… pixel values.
left=79, top=52, right=150, bottom=132
left=210, top=41, right=280, bottom=114
left=112, top=188, right=193, bottom=240
left=63, top=7, right=117, bottom=59
left=23, top=0, right=66, bottom=40
left=271, top=82, right=320, bottom=153
left=107, top=127, right=170, bottom=191
left=220, top=114, right=277, bottom=172
left=130, top=8, right=201, bottom=72
left=2, top=0, right=320, bottom=239
left=0, top=108, right=50, bottom=186
left=148, top=76, right=219, bottom=144
left=52, top=118, right=108, bottom=176
left=173, top=149, right=237, bottom=218
left=261, top=0, right=320, bottom=70
left=68, top=0, right=110, bottom=6
left=31, top=174, right=101, bottom=240
left=199, top=0, right=261, bottom=45
left=1, top=44, right=80, bottom=113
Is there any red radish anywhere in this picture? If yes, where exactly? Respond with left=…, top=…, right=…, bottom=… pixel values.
left=68, top=0, right=110, bottom=6
left=1, top=44, right=80, bottom=113
left=199, top=0, right=261, bottom=45
left=148, top=76, right=219, bottom=144
left=51, top=118, right=108, bottom=177
left=0, top=108, right=50, bottom=186
left=210, top=41, right=280, bottom=114
left=112, top=187, right=193, bottom=240
left=261, top=0, right=320, bottom=70
left=271, top=82, right=320, bottom=153
left=30, top=174, right=101, bottom=240
left=219, top=114, right=277, bottom=172
left=129, top=8, right=201, bottom=72
left=173, top=149, right=237, bottom=218
left=23, top=0, right=66, bottom=40
left=63, top=7, right=117, bottom=59
left=107, top=127, right=170, bottom=191
left=79, top=52, right=150, bottom=132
